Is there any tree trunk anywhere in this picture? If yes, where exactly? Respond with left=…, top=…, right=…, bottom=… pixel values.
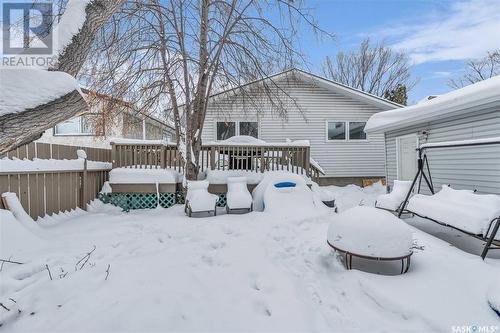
left=0, top=90, right=87, bottom=153
left=52, top=0, right=126, bottom=76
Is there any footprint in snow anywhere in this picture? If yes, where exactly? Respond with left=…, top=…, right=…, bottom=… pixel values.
left=209, top=241, right=226, bottom=250
left=253, top=300, right=272, bottom=317
left=201, top=255, right=214, bottom=266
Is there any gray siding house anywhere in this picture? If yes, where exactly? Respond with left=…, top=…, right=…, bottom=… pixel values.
left=201, top=69, right=400, bottom=185
left=365, top=75, right=500, bottom=194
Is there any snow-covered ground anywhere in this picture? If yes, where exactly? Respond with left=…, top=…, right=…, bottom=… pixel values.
left=1, top=184, right=499, bottom=332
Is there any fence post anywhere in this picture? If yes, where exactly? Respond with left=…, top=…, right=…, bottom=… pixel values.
left=210, top=146, right=215, bottom=170
left=111, top=142, right=116, bottom=168
left=260, top=147, right=265, bottom=173
left=304, top=146, right=310, bottom=177
left=81, top=157, right=88, bottom=208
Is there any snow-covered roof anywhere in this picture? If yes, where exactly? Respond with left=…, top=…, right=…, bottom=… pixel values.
left=365, top=75, right=500, bottom=133
left=0, top=68, right=81, bottom=117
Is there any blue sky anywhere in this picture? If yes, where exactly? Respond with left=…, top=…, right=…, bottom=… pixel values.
left=301, top=0, right=500, bottom=104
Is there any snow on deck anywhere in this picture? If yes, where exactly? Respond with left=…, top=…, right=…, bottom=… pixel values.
left=364, top=75, right=500, bottom=133
left=0, top=68, right=81, bottom=117
left=0, top=184, right=498, bottom=331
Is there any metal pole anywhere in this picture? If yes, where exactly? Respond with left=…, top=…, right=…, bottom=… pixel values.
left=398, top=149, right=422, bottom=218
left=481, top=216, right=500, bottom=260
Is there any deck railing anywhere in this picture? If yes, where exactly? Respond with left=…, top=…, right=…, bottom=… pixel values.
left=111, top=142, right=323, bottom=179
left=111, top=142, right=184, bottom=172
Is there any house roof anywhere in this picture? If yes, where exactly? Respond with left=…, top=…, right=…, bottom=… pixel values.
left=81, top=88, right=175, bottom=131
left=208, top=68, right=402, bottom=110
left=364, top=75, right=500, bottom=133
left=172, top=68, right=402, bottom=116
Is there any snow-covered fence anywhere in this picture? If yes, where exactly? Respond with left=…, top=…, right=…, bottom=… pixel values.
left=0, top=144, right=112, bottom=219
left=1, top=142, right=111, bottom=162
left=0, top=169, right=108, bottom=219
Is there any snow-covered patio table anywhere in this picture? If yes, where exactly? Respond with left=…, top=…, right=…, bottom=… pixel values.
left=327, top=206, right=414, bottom=273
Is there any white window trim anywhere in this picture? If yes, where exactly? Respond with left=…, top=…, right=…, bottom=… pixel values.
left=325, top=120, right=369, bottom=142
left=214, top=120, right=259, bottom=140
left=53, top=116, right=95, bottom=136
left=395, top=133, right=419, bottom=181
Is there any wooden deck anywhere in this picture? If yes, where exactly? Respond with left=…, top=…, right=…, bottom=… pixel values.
left=111, top=142, right=323, bottom=180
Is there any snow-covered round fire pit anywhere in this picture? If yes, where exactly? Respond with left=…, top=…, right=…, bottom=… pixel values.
left=327, top=206, right=414, bottom=273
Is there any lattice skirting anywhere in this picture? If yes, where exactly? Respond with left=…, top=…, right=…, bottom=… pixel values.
left=98, top=192, right=177, bottom=211
left=216, top=193, right=227, bottom=207
left=176, top=190, right=185, bottom=205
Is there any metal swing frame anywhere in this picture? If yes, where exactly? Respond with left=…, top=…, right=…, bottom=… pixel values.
left=396, top=139, right=500, bottom=259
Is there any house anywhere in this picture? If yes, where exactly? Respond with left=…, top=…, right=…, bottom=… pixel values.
left=200, top=68, right=401, bottom=185
left=37, top=89, right=176, bottom=149
left=365, top=75, right=500, bottom=194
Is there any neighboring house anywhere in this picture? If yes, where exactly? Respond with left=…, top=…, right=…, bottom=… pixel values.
left=365, top=75, right=500, bottom=194
left=201, top=68, right=401, bottom=185
left=37, top=89, right=176, bottom=149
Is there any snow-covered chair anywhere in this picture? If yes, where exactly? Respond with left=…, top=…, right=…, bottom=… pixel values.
left=226, top=177, right=253, bottom=213
left=311, top=183, right=336, bottom=210
left=327, top=206, right=414, bottom=273
left=185, top=180, right=219, bottom=217
left=406, top=185, right=500, bottom=259
left=375, top=180, right=413, bottom=212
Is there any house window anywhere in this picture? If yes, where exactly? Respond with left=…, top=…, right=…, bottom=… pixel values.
left=327, top=122, right=346, bottom=140
left=217, top=121, right=236, bottom=140
left=349, top=122, right=367, bottom=140
left=239, top=122, right=258, bottom=138
left=54, top=116, right=94, bottom=135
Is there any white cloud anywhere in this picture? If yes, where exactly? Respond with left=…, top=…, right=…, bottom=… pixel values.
left=373, top=0, right=500, bottom=64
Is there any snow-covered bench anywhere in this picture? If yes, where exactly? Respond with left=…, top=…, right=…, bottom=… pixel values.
left=185, top=180, right=219, bottom=217
left=406, top=185, right=500, bottom=258
left=375, top=180, right=413, bottom=212
left=226, top=177, right=253, bottom=213
left=327, top=206, right=414, bottom=273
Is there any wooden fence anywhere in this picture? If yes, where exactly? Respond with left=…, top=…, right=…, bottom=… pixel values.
left=0, top=169, right=108, bottom=220
left=1, top=143, right=112, bottom=219
left=111, top=142, right=323, bottom=179
left=1, top=142, right=112, bottom=162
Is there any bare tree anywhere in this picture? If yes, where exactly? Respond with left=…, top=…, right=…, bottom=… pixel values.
left=321, top=38, right=416, bottom=100
left=448, top=50, right=500, bottom=89
left=82, top=0, right=330, bottom=180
